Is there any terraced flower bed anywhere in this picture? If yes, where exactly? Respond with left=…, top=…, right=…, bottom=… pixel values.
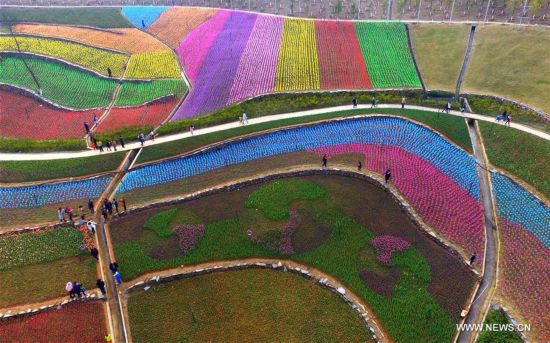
left=491, top=172, right=550, bottom=341
left=0, top=35, right=128, bottom=77
left=0, top=226, right=96, bottom=307
left=0, top=301, right=105, bottom=341
left=124, top=51, right=181, bottom=79
left=111, top=176, right=476, bottom=342
left=127, top=268, right=373, bottom=342
left=122, top=6, right=168, bottom=29
left=115, top=79, right=186, bottom=107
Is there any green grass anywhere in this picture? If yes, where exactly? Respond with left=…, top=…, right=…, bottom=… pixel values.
left=128, top=269, right=372, bottom=342
left=355, top=22, right=422, bottom=88
left=0, top=7, right=133, bottom=28
left=0, top=226, right=86, bottom=270
left=480, top=122, right=550, bottom=198
left=410, top=23, right=470, bottom=91
left=463, top=25, right=550, bottom=115
left=143, top=208, right=179, bottom=238
left=477, top=309, right=523, bottom=343
left=139, top=107, right=471, bottom=164
left=0, top=152, right=124, bottom=183
left=0, top=136, right=86, bottom=153
left=115, top=79, right=186, bottom=107
left=115, top=179, right=457, bottom=342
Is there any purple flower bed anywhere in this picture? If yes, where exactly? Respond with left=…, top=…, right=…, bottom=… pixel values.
left=227, top=15, right=283, bottom=104
left=371, top=235, right=411, bottom=264
left=279, top=210, right=300, bottom=254
left=173, top=224, right=205, bottom=254
left=174, top=11, right=257, bottom=119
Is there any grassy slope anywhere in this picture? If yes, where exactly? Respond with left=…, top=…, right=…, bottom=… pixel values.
left=128, top=269, right=372, bottom=342
left=463, top=25, right=550, bottom=115
left=477, top=309, right=523, bottom=343
left=480, top=122, right=550, bottom=198
left=0, top=152, right=124, bottom=183
left=410, top=23, right=470, bottom=91
left=0, top=7, right=133, bottom=28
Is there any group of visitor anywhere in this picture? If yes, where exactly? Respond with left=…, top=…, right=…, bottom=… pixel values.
left=496, top=110, right=512, bottom=126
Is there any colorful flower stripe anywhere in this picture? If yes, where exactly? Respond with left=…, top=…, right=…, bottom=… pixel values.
left=173, top=11, right=257, bottom=119
left=227, top=15, right=283, bottom=104
left=311, top=143, right=484, bottom=256
left=315, top=20, right=371, bottom=89
left=275, top=18, right=321, bottom=91
left=122, top=6, right=168, bottom=29
left=497, top=218, right=550, bottom=340
left=355, top=22, right=422, bottom=88
left=0, top=175, right=112, bottom=209
left=0, top=90, right=98, bottom=139
left=492, top=172, right=549, bottom=248
left=124, top=51, right=181, bottom=79
left=147, top=7, right=217, bottom=49
left=118, top=117, right=479, bottom=201
left=372, top=235, right=411, bottom=264
left=96, top=97, right=180, bottom=133
left=176, top=10, right=229, bottom=83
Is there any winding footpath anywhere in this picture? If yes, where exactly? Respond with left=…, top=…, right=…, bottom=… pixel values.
left=1, top=104, right=548, bottom=161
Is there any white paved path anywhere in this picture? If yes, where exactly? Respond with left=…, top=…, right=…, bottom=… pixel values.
left=1, top=104, right=548, bottom=161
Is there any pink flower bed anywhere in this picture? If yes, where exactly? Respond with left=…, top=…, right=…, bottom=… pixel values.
left=310, top=143, right=485, bottom=261
left=227, top=15, right=283, bottom=104
left=173, top=224, right=205, bottom=254
left=177, top=10, right=230, bottom=83
left=498, top=217, right=550, bottom=340
left=371, top=235, right=411, bottom=264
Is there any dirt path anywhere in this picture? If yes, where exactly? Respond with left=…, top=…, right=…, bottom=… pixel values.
left=457, top=116, right=500, bottom=343
left=119, top=258, right=392, bottom=343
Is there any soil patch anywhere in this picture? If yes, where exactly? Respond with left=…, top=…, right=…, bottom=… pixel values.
left=147, top=237, right=181, bottom=260
left=291, top=209, right=331, bottom=253
left=359, top=268, right=400, bottom=297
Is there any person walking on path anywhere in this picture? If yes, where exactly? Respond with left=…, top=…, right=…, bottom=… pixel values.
left=93, top=114, right=98, bottom=127
left=66, top=207, right=73, bottom=222
left=84, top=122, right=90, bottom=134
left=113, top=198, right=119, bottom=214
left=105, top=140, right=111, bottom=152
left=88, top=199, right=94, bottom=215
left=357, top=161, right=362, bottom=171
left=119, top=136, right=125, bottom=149
left=98, top=141, right=104, bottom=152
left=72, top=281, right=82, bottom=298
left=113, top=271, right=122, bottom=285
left=190, top=125, right=194, bottom=135
left=444, top=102, right=451, bottom=114
left=242, top=112, right=248, bottom=124
left=101, top=207, right=108, bottom=221
left=322, top=154, right=328, bottom=168
left=470, top=252, right=477, bottom=265
left=384, top=168, right=392, bottom=183
left=149, top=130, right=156, bottom=142
left=96, top=279, right=106, bottom=295
left=371, top=96, right=376, bottom=108
left=109, top=262, right=119, bottom=273
left=120, top=198, right=127, bottom=212
left=65, top=281, right=74, bottom=298
left=111, top=140, right=117, bottom=151
left=138, top=133, right=145, bottom=146
left=90, top=247, right=99, bottom=260
left=506, top=115, right=511, bottom=126
left=87, top=220, right=96, bottom=234
left=401, top=97, right=406, bottom=109
left=57, top=207, right=65, bottom=222
left=352, top=96, right=357, bottom=108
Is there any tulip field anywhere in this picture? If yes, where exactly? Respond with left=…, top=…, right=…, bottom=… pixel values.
left=0, top=35, right=128, bottom=77
left=491, top=172, right=550, bottom=340
left=115, top=79, right=186, bottom=107
left=124, top=52, right=181, bottom=79
left=121, top=6, right=168, bottom=29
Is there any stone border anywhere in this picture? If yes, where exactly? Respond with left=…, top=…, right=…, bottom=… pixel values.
left=0, top=220, right=75, bottom=237
left=462, top=92, right=550, bottom=121
left=123, top=261, right=383, bottom=343
left=0, top=294, right=104, bottom=321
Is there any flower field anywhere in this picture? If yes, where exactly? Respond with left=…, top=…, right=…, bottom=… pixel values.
left=372, top=235, right=411, bottom=264
left=0, top=90, right=97, bottom=139
left=491, top=172, right=550, bottom=340
left=124, top=51, right=181, bottom=79
left=114, top=79, right=186, bottom=107
left=95, top=97, right=180, bottom=133
left=122, top=6, right=168, bottom=29
left=13, top=25, right=169, bottom=53
left=355, top=22, right=422, bottom=88
left=0, top=301, right=106, bottom=342
left=147, top=7, right=216, bottom=48
left=0, top=174, right=112, bottom=209
left=275, top=19, right=321, bottom=91
left=0, top=35, right=128, bottom=77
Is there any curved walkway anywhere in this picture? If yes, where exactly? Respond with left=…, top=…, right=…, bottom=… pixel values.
left=119, top=258, right=391, bottom=343
left=1, top=104, right=548, bottom=161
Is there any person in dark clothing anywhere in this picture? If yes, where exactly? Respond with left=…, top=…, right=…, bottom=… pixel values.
left=96, top=279, right=106, bottom=295
left=352, top=96, right=357, bottom=108
left=106, top=200, right=113, bottom=214
left=357, top=161, right=362, bottom=171
left=119, top=136, right=125, bottom=149
left=113, top=199, right=119, bottom=213
left=384, top=168, right=392, bottom=183
left=91, top=247, right=99, bottom=260
left=141, top=19, right=146, bottom=28
left=109, top=262, right=119, bottom=273
left=101, top=207, right=108, bottom=220
left=470, top=252, right=477, bottom=265
left=371, top=96, right=376, bottom=108
left=72, top=282, right=82, bottom=298
left=322, top=154, right=328, bottom=168
left=138, top=133, right=145, bottom=146
left=105, top=140, right=111, bottom=151
left=84, top=122, right=90, bottom=133
left=502, top=110, right=508, bottom=121
left=88, top=199, right=94, bottom=214
left=107, top=68, right=112, bottom=78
